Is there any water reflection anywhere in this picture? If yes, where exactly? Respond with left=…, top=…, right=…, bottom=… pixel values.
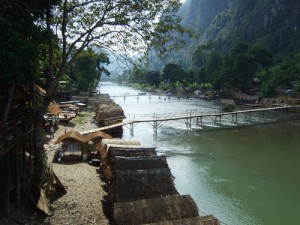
left=99, top=82, right=300, bottom=225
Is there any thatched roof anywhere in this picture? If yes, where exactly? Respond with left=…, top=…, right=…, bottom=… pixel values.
left=95, top=103, right=125, bottom=121
left=48, top=102, right=62, bottom=115
left=103, top=156, right=169, bottom=181
left=107, top=147, right=157, bottom=159
left=143, top=215, right=221, bottom=225
left=99, top=139, right=142, bottom=161
left=85, top=130, right=113, bottom=142
left=113, top=195, right=199, bottom=225
left=55, top=130, right=112, bottom=144
left=113, top=156, right=169, bottom=171
left=199, top=215, right=221, bottom=225
left=111, top=168, right=178, bottom=202
left=54, top=130, right=86, bottom=144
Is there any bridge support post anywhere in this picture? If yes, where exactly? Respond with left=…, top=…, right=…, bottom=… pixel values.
left=231, top=114, right=238, bottom=125
left=244, top=112, right=252, bottom=124
left=196, top=117, right=200, bottom=128
left=130, top=123, right=134, bottom=136
left=185, top=118, right=192, bottom=131
left=153, top=121, right=158, bottom=136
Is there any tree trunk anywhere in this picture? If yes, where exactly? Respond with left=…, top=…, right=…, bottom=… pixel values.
left=1, top=83, right=15, bottom=123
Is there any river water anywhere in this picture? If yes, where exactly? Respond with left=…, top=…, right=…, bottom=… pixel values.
left=98, top=82, right=300, bottom=225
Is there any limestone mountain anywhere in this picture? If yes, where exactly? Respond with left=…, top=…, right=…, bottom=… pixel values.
left=148, top=0, right=300, bottom=69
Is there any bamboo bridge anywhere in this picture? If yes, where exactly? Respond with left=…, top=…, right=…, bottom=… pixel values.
left=81, top=105, right=300, bottom=136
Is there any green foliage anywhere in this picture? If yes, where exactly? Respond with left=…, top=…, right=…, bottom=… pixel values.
left=71, top=48, right=110, bottom=92
left=222, top=104, right=235, bottom=112
left=145, top=71, right=161, bottom=87
left=0, top=0, right=57, bottom=85
left=78, top=78, right=89, bottom=92
left=261, top=79, right=277, bottom=97
left=162, top=63, right=188, bottom=84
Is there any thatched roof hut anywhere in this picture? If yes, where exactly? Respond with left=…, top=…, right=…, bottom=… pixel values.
left=113, top=156, right=169, bottom=171
left=55, top=130, right=112, bottom=144
left=85, top=130, right=113, bottom=143
left=55, top=130, right=86, bottom=144
left=113, top=195, right=199, bottom=225
left=103, top=155, right=167, bottom=181
left=98, top=139, right=141, bottom=162
left=111, top=168, right=178, bottom=202
left=143, top=215, right=221, bottom=225
left=95, top=103, right=125, bottom=123
left=48, top=102, right=62, bottom=116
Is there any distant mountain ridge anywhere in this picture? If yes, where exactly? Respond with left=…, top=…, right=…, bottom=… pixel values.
left=148, top=0, right=300, bottom=69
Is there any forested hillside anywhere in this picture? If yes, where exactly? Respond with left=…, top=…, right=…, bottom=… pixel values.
left=148, top=0, right=300, bottom=68
left=134, top=0, right=299, bottom=96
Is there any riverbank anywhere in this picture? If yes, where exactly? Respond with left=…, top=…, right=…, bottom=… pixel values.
left=44, top=109, right=109, bottom=225
left=0, top=108, right=110, bottom=225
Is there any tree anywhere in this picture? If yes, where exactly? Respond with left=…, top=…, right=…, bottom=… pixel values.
left=225, top=42, right=273, bottom=92
left=0, top=0, right=62, bottom=201
left=1, top=0, right=189, bottom=197
left=145, top=71, right=161, bottom=87
left=162, top=63, right=182, bottom=83
left=72, top=48, right=110, bottom=92
left=192, top=43, right=214, bottom=67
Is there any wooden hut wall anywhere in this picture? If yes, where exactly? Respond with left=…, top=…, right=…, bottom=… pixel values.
left=113, top=195, right=199, bottom=225
left=112, top=168, right=178, bottom=202
left=112, top=156, right=169, bottom=171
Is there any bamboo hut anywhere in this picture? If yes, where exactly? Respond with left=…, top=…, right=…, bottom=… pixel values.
left=54, top=131, right=87, bottom=160
left=113, top=195, right=199, bottom=225
left=85, top=131, right=113, bottom=145
left=98, top=139, right=141, bottom=165
left=110, top=168, right=178, bottom=202
left=55, top=130, right=86, bottom=144
left=95, top=102, right=125, bottom=133
left=102, top=146, right=157, bottom=179
left=143, top=215, right=221, bottom=225
left=112, top=156, right=169, bottom=171
left=55, top=130, right=112, bottom=161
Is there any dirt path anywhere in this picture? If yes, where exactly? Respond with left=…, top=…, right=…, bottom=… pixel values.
left=44, top=110, right=110, bottom=225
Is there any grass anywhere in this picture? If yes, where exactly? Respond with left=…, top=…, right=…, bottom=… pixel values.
left=72, top=111, right=92, bottom=125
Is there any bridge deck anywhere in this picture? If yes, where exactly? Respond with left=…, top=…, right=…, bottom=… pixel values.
left=80, top=105, right=300, bottom=135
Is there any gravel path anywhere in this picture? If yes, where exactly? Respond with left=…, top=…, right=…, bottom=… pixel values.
left=45, top=162, right=109, bottom=225
left=44, top=110, right=110, bottom=225
left=0, top=109, right=111, bottom=225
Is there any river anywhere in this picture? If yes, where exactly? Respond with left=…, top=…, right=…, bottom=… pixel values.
left=98, top=81, right=300, bottom=225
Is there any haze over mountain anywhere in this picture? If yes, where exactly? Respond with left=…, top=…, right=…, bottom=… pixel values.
left=147, top=0, right=300, bottom=70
